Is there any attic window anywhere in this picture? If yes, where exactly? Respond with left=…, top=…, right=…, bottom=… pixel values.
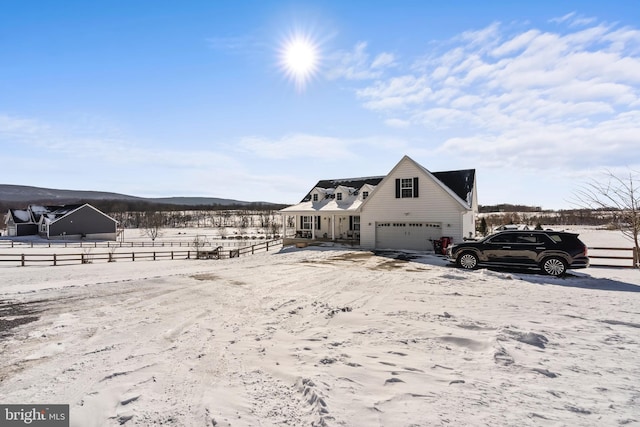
left=313, top=194, right=318, bottom=202
left=362, top=191, right=369, bottom=200
left=395, top=178, right=419, bottom=198
left=336, top=193, right=343, bottom=201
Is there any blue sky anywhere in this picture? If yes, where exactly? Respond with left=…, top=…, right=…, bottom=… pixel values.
left=1, top=1, right=639, bottom=209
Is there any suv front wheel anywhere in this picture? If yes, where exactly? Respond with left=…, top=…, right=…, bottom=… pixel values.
left=541, top=257, right=567, bottom=276
left=457, top=252, right=479, bottom=270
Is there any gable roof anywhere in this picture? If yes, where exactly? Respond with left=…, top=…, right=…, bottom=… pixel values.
left=7, top=209, right=34, bottom=224
left=357, top=155, right=475, bottom=210
left=282, top=155, right=477, bottom=213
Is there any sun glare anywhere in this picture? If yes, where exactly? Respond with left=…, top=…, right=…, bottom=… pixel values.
left=280, top=33, right=319, bottom=91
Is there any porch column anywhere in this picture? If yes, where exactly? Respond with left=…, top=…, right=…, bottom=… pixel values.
left=312, top=215, right=316, bottom=239
left=281, top=213, right=286, bottom=239
left=331, top=214, right=336, bottom=240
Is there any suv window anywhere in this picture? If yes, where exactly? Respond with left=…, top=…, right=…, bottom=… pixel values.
left=546, top=232, right=577, bottom=243
left=549, top=235, right=561, bottom=243
left=514, top=233, right=552, bottom=244
left=487, top=233, right=515, bottom=244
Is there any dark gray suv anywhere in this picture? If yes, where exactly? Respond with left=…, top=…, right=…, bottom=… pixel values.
left=447, top=230, right=589, bottom=276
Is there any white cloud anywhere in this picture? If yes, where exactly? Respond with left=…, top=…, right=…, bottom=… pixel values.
left=491, top=30, right=540, bottom=57
left=238, top=134, right=352, bottom=159
left=356, top=75, right=432, bottom=110
left=237, top=133, right=409, bottom=160
left=549, top=12, right=596, bottom=27
left=384, top=118, right=410, bottom=128
left=325, top=42, right=395, bottom=80
left=338, top=18, right=640, bottom=174
left=0, top=112, right=241, bottom=189
left=371, top=52, right=396, bottom=69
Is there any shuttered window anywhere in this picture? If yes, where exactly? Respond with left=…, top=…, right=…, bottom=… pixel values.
left=395, top=177, right=419, bottom=198
left=300, top=215, right=321, bottom=230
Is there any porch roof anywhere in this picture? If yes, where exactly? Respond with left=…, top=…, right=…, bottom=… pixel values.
left=280, top=198, right=363, bottom=214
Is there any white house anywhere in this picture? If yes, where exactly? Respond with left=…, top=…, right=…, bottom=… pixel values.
left=281, top=155, right=478, bottom=251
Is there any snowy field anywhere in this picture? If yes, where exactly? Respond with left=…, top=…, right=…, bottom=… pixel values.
left=0, top=229, right=639, bottom=426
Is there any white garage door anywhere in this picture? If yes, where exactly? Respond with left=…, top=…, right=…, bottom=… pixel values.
left=375, top=222, right=442, bottom=251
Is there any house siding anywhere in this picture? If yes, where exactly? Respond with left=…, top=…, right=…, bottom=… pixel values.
left=48, top=205, right=117, bottom=240
left=360, top=158, right=468, bottom=249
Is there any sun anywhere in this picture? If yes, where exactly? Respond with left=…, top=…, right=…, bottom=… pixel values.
left=279, top=33, right=320, bottom=91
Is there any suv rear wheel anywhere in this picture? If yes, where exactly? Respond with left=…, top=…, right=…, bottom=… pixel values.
left=541, top=257, right=567, bottom=276
left=457, top=252, right=479, bottom=270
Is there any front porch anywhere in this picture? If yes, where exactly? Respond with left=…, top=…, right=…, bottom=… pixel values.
left=283, top=234, right=361, bottom=248
left=280, top=211, right=362, bottom=247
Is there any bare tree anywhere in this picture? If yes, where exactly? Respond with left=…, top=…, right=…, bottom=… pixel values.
left=142, top=212, right=164, bottom=242
left=573, top=169, right=640, bottom=267
left=192, top=235, right=210, bottom=259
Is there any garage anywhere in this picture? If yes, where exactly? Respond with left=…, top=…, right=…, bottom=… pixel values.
left=375, top=222, right=442, bottom=251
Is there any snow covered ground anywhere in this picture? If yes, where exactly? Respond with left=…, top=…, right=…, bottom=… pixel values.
left=0, top=230, right=639, bottom=426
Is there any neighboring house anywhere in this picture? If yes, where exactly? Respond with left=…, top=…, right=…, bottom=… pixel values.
left=4, top=209, right=38, bottom=236
left=281, top=155, right=478, bottom=251
left=3, top=203, right=117, bottom=240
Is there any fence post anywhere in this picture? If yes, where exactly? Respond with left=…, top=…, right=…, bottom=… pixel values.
left=187, top=251, right=190, bottom=259
left=81, top=253, right=85, bottom=264
left=21, top=254, right=25, bottom=267
left=132, top=252, right=135, bottom=262
left=252, top=245, right=255, bottom=255
left=153, top=252, right=156, bottom=261
left=266, top=241, right=269, bottom=251
left=633, top=247, right=639, bottom=268
left=53, top=254, right=57, bottom=267
left=171, top=251, right=174, bottom=260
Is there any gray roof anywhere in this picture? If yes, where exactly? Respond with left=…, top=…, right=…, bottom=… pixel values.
left=301, top=177, right=384, bottom=202
left=432, top=169, right=476, bottom=204
left=302, top=169, right=475, bottom=205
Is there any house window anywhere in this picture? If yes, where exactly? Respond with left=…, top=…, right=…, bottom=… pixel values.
left=352, top=216, right=360, bottom=231
left=301, top=216, right=312, bottom=230
left=362, top=191, right=369, bottom=200
left=336, top=193, right=342, bottom=201
left=395, top=177, right=419, bottom=198
left=313, top=194, right=318, bottom=202
left=401, top=179, right=413, bottom=198
left=301, top=216, right=321, bottom=230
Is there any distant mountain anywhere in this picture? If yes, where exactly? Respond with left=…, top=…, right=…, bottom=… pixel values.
left=0, top=184, right=274, bottom=207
